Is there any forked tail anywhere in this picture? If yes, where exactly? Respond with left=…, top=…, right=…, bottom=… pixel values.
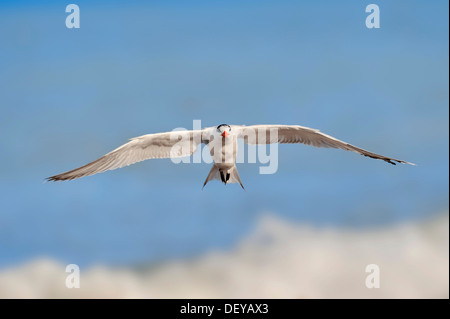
left=202, top=164, right=245, bottom=190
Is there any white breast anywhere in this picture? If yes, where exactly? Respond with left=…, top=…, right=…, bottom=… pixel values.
left=207, top=135, right=238, bottom=168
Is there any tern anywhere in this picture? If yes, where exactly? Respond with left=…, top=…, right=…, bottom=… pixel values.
left=47, top=124, right=414, bottom=189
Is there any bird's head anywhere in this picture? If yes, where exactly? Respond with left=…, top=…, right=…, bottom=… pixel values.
left=217, top=124, right=231, bottom=138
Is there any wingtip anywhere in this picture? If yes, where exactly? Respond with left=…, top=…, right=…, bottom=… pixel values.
left=399, top=160, right=417, bottom=166
left=390, top=159, right=416, bottom=166
left=46, top=175, right=67, bottom=182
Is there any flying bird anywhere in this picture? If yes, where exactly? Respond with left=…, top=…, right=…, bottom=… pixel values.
left=47, top=124, right=414, bottom=189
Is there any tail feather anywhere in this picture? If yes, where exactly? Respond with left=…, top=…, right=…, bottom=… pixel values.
left=228, top=166, right=245, bottom=190
left=202, top=164, right=220, bottom=189
left=202, top=165, right=245, bottom=190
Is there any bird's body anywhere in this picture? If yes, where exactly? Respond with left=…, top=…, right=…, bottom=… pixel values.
left=47, top=124, right=414, bottom=189
left=204, top=125, right=241, bottom=187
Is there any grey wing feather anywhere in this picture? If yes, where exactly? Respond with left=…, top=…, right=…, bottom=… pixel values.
left=48, top=130, right=204, bottom=181
left=238, top=125, right=415, bottom=165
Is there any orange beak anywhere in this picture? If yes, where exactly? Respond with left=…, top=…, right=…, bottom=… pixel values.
left=221, top=131, right=230, bottom=138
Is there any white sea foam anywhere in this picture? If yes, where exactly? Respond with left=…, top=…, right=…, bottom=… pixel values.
left=0, top=213, right=448, bottom=298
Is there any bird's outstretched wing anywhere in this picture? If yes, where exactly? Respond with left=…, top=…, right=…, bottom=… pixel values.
left=237, top=125, right=414, bottom=165
left=47, top=130, right=205, bottom=181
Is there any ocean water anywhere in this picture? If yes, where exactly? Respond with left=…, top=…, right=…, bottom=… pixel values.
left=0, top=0, right=448, bottom=269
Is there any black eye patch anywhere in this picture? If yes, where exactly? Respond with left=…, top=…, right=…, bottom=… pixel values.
left=217, top=124, right=231, bottom=131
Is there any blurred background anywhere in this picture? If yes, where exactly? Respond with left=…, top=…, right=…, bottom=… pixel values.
left=0, top=0, right=448, bottom=298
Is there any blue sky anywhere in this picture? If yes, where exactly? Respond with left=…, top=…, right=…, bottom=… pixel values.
left=0, top=1, right=448, bottom=268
